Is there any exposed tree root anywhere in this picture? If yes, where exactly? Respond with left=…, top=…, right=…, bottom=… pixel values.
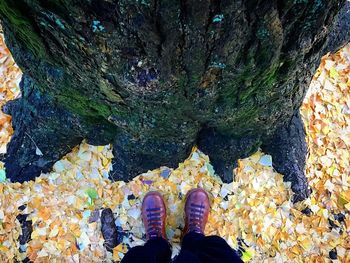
left=2, top=76, right=84, bottom=182
left=197, top=128, right=260, bottom=183
left=263, top=112, right=310, bottom=202
left=111, top=132, right=194, bottom=182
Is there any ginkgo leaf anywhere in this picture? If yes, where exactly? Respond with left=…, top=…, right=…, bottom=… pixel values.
left=85, top=188, right=99, bottom=204
left=259, top=155, right=272, bottom=166
left=35, top=147, right=43, bottom=156
left=241, top=249, right=254, bottom=262
left=329, top=67, right=339, bottom=79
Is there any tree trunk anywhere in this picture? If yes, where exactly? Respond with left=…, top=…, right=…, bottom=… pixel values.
left=0, top=0, right=349, bottom=201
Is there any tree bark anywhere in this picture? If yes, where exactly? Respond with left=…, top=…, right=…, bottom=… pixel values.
left=0, top=0, right=349, bottom=201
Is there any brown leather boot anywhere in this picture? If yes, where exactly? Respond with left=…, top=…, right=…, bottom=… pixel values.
left=183, top=188, right=210, bottom=236
left=141, top=191, right=167, bottom=240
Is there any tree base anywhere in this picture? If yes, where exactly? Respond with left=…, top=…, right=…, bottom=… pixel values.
left=2, top=0, right=349, bottom=203
left=197, top=128, right=261, bottom=183
left=111, top=132, right=194, bottom=182
left=262, top=112, right=311, bottom=202
left=196, top=112, right=310, bottom=202
left=2, top=76, right=310, bottom=202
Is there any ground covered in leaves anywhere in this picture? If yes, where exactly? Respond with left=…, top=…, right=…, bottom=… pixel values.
left=0, top=34, right=350, bottom=262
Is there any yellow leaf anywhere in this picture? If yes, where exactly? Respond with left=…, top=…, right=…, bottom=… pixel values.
left=299, top=237, right=312, bottom=250
left=290, top=245, right=300, bottom=255
left=101, top=156, right=109, bottom=166
left=38, top=207, right=51, bottom=221
left=0, top=245, right=9, bottom=252
left=241, top=248, right=254, bottom=262
left=112, top=244, right=128, bottom=261
left=31, top=230, right=39, bottom=239
left=49, top=226, right=59, bottom=238
left=329, top=67, right=339, bottom=79
left=115, top=243, right=128, bottom=253
left=345, top=202, right=350, bottom=211
left=113, top=251, right=120, bottom=261
left=338, top=190, right=350, bottom=207
left=97, top=146, right=105, bottom=152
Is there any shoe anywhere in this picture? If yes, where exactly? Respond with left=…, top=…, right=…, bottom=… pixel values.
left=142, top=191, right=167, bottom=240
left=101, top=208, right=119, bottom=251
left=183, top=188, right=210, bottom=236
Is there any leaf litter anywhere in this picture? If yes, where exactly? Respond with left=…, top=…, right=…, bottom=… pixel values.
left=0, top=34, right=349, bottom=262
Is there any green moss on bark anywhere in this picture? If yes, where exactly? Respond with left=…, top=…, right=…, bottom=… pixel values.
left=55, top=86, right=112, bottom=119
left=0, top=1, right=45, bottom=58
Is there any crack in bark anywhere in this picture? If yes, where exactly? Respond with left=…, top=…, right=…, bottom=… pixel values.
left=154, top=0, right=165, bottom=58
left=203, top=0, right=220, bottom=72
left=235, top=1, right=259, bottom=107
left=179, top=0, right=190, bottom=99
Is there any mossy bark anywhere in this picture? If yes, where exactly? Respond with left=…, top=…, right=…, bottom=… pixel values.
left=1, top=0, right=349, bottom=201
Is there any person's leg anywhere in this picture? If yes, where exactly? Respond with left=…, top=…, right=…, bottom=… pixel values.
left=174, top=232, right=242, bottom=263
left=121, top=237, right=172, bottom=263
left=173, top=231, right=201, bottom=263
left=174, top=188, right=242, bottom=263
left=121, top=191, right=172, bottom=263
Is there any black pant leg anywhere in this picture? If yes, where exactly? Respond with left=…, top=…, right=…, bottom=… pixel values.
left=121, top=237, right=172, bottom=263
left=173, top=232, right=203, bottom=263
left=174, top=232, right=243, bottom=263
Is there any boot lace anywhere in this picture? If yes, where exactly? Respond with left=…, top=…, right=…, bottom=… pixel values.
left=189, top=203, right=205, bottom=233
left=146, top=207, right=162, bottom=239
